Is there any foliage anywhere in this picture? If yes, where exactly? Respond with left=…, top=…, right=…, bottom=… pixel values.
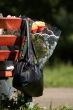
left=0, top=92, right=41, bottom=110
left=0, top=0, right=73, bottom=35
left=0, top=103, right=73, bottom=110
left=0, top=89, right=73, bottom=110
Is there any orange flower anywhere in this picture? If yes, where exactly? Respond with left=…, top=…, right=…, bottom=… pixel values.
left=35, top=21, right=45, bottom=31
left=31, top=21, right=45, bottom=33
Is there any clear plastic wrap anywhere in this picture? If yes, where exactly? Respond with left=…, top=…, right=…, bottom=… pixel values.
left=31, top=22, right=61, bottom=68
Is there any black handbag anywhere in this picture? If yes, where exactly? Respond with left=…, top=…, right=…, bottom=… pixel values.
left=13, top=60, right=43, bottom=97
left=12, top=18, right=43, bottom=97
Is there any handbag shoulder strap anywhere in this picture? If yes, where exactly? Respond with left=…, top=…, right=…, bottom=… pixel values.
left=20, top=18, right=39, bottom=64
left=31, top=40, right=38, bottom=61
left=26, top=18, right=39, bottom=64
left=18, top=17, right=28, bottom=60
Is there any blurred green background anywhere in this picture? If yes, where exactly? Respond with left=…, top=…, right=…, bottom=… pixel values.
left=0, top=0, right=73, bottom=87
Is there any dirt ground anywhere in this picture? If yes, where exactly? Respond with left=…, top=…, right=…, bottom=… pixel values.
left=33, top=88, right=73, bottom=109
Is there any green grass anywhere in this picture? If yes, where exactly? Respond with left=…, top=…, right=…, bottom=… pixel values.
left=44, top=63, right=73, bottom=87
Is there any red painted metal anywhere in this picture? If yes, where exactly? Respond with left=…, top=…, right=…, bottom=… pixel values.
left=0, top=17, right=22, bottom=30
left=0, top=35, right=20, bottom=46
left=0, top=70, right=12, bottom=77
left=0, top=50, right=19, bottom=61
left=0, top=17, right=24, bottom=77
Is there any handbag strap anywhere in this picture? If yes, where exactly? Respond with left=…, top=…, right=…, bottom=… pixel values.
left=26, top=18, right=39, bottom=64
left=26, top=19, right=30, bottom=60
left=31, top=40, right=38, bottom=62
left=18, top=17, right=28, bottom=60
left=17, top=17, right=31, bottom=61
left=19, top=18, right=38, bottom=64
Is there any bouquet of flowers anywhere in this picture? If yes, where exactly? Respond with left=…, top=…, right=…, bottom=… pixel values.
left=31, top=21, right=61, bottom=68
